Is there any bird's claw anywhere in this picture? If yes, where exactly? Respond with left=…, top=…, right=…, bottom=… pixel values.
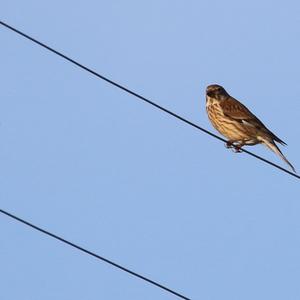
left=232, top=147, right=242, bottom=153
left=225, top=142, right=242, bottom=153
left=225, top=142, right=233, bottom=149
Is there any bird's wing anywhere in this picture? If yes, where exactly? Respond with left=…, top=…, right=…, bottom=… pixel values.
left=220, top=98, right=263, bottom=124
left=220, top=98, right=286, bottom=145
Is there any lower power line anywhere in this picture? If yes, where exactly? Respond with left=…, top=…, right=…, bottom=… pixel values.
left=0, top=208, right=191, bottom=300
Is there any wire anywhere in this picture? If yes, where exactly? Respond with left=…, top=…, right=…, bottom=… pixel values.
left=0, top=208, right=191, bottom=300
left=0, top=20, right=299, bottom=180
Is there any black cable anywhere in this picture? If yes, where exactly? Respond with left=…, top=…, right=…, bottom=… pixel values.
left=0, top=208, right=191, bottom=300
left=0, top=20, right=299, bottom=180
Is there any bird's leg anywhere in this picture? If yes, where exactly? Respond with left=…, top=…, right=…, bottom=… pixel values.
left=232, top=141, right=245, bottom=153
left=225, top=141, right=234, bottom=149
left=232, top=146, right=243, bottom=153
left=225, top=140, right=244, bottom=153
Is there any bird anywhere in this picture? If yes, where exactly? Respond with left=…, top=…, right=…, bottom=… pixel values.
left=206, top=84, right=296, bottom=172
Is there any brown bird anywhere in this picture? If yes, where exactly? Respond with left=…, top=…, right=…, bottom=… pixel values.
left=206, top=84, right=296, bottom=172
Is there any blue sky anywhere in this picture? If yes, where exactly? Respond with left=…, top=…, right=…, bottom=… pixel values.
left=1, top=1, right=300, bottom=299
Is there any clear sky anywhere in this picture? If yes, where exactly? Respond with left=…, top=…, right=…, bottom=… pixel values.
left=1, top=1, right=300, bottom=299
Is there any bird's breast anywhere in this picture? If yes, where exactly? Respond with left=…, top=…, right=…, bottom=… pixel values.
left=206, top=97, right=224, bottom=119
left=206, top=98, right=246, bottom=141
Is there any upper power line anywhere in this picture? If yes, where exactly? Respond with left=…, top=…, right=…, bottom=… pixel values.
left=0, top=20, right=299, bottom=180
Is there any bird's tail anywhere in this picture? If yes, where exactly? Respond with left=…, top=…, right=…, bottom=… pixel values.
left=260, top=138, right=296, bottom=173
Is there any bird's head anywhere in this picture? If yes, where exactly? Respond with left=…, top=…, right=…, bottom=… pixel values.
left=206, top=84, right=229, bottom=101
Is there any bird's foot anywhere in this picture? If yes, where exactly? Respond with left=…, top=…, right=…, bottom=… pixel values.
left=232, top=146, right=242, bottom=153
left=225, top=141, right=243, bottom=153
left=225, top=141, right=234, bottom=149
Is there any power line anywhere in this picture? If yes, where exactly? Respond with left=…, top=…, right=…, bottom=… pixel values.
left=0, top=20, right=299, bottom=180
left=0, top=208, right=191, bottom=300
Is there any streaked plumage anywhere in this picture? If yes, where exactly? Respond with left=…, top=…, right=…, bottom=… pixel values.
left=206, top=84, right=296, bottom=172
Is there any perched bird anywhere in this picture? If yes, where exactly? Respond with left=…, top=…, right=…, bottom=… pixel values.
left=206, top=84, right=296, bottom=172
